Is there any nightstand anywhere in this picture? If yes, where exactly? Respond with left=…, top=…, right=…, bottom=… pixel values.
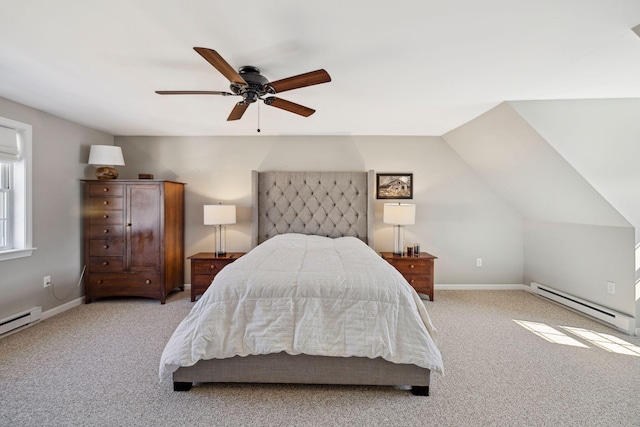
left=187, top=252, right=245, bottom=301
left=380, top=252, right=437, bottom=301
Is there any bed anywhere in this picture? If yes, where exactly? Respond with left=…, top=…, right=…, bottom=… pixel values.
left=160, top=171, right=443, bottom=396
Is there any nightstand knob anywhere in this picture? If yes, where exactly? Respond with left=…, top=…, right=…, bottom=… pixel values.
left=410, top=279, right=415, bottom=283
left=103, top=229, right=109, bottom=234
left=145, top=279, right=151, bottom=284
left=103, top=188, right=109, bottom=192
left=102, top=261, right=108, bottom=266
left=209, top=265, right=216, bottom=270
left=103, top=214, right=109, bottom=219
left=103, top=201, right=108, bottom=205
left=410, top=264, right=415, bottom=269
left=103, top=245, right=109, bottom=249
left=97, top=280, right=103, bottom=284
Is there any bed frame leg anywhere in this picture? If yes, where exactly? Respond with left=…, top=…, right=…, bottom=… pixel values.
left=411, top=386, right=429, bottom=396
left=173, top=381, right=192, bottom=392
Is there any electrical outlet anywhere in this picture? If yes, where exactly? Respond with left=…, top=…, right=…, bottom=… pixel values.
left=476, top=258, right=483, bottom=267
left=43, top=275, right=51, bottom=288
left=607, top=281, right=615, bottom=295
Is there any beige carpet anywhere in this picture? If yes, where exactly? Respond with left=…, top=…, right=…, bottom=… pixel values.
left=1, top=290, right=639, bottom=426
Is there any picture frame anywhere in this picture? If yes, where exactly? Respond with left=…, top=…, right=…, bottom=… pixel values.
left=376, top=173, right=413, bottom=199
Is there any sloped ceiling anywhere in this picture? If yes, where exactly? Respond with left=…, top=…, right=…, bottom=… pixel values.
left=1, top=1, right=640, bottom=136
left=442, top=102, right=632, bottom=228
left=510, top=99, right=640, bottom=238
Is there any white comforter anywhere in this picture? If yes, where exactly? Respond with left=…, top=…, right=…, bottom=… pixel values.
left=159, top=234, right=444, bottom=380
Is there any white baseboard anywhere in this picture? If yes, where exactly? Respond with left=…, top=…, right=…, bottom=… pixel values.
left=42, top=297, right=84, bottom=320
left=435, top=284, right=527, bottom=291
left=42, top=284, right=192, bottom=320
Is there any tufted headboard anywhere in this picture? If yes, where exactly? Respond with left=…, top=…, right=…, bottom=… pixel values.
left=251, top=170, right=374, bottom=248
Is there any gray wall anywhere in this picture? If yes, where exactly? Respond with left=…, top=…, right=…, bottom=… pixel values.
left=444, top=102, right=637, bottom=321
left=0, top=97, right=113, bottom=321
left=115, top=135, right=524, bottom=286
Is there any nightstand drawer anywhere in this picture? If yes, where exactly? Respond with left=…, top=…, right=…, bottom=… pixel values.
left=188, top=252, right=245, bottom=302
left=391, top=259, right=430, bottom=275
left=193, top=260, right=232, bottom=274
left=404, top=276, right=431, bottom=292
left=380, top=252, right=436, bottom=301
left=193, top=274, right=216, bottom=287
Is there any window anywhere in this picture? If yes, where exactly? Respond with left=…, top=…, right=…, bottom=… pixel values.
left=0, top=162, right=11, bottom=249
left=0, top=117, right=34, bottom=261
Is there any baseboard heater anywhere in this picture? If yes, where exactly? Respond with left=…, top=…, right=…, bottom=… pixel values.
left=0, top=306, right=42, bottom=337
left=530, top=282, right=635, bottom=335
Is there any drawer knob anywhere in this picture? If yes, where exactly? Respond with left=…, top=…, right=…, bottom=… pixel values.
left=97, top=280, right=103, bottom=284
left=103, top=229, right=109, bottom=234
left=103, top=245, right=109, bottom=249
left=410, top=279, right=415, bottom=283
left=127, top=223, right=132, bottom=227
left=103, top=201, right=108, bottom=205
left=210, top=265, right=217, bottom=270
left=410, top=264, right=415, bottom=269
left=103, top=214, right=109, bottom=219
left=145, top=279, right=151, bottom=284
left=103, top=188, right=109, bottom=192
left=102, top=261, right=109, bottom=266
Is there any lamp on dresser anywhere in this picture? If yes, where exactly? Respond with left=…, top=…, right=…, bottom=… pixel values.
left=383, top=203, right=415, bottom=256
left=204, top=204, right=236, bottom=256
left=88, top=145, right=125, bottom=180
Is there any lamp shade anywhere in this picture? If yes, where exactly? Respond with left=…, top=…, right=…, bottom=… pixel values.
left=88, top=145, right=125, bottom=166
left=204, top=204, right=236, bottom=225
left=383, top=203, right=416, bottom=225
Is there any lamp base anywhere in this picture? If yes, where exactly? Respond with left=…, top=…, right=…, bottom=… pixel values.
left=95, top=166, right=119, bottom=180
left=393, top=225, right=405, bottom=256
left=215, top=251, right=227, bottom=257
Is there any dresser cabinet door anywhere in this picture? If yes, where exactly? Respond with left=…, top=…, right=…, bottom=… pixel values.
left=126, top=184, right=161, bottom=272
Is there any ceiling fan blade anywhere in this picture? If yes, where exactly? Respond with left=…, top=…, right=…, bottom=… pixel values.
left=155, top=90, right=233, bottom=96
left=268, top=69, right=331, bottom=93
left=264, top=97, right=315, bottom=117
left=227, top=102, right=250, bottom=121
left=193, top=47, right=247, bottom=86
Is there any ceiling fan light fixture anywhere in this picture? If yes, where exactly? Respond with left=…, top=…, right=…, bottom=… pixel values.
left=155, top=47, right=331, bottom=122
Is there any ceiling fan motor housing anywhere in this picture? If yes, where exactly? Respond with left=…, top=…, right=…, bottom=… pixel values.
left=231, top=66, right=274, bottom=103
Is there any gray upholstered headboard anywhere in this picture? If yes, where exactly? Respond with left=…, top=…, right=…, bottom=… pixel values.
left=251, top=170, right=375, bottom=248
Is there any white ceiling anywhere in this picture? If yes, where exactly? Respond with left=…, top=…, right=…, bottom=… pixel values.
left=1, top=0, right=640, bottom=137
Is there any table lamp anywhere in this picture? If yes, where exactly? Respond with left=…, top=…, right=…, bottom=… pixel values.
left=204, top=204, right=236, bottom=256
left=383, top=203, right=415, bottom=255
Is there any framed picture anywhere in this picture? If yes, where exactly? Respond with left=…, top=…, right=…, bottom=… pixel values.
left=376, top=173, right=413, bottom=199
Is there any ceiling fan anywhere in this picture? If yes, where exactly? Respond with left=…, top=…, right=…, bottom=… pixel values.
left=156, top=47, right=331, bottom=121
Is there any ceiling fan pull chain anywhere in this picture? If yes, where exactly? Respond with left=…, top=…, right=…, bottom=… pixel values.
left=257, top=101, right=261, bottom=133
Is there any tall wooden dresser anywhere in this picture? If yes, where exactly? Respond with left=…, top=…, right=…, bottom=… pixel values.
left=82, top=180, right=185, bottom=304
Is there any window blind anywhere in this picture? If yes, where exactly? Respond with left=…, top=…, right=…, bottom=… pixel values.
left=0, top=126, right=19, bottom=161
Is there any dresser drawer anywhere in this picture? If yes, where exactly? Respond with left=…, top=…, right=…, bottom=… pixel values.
left=89, top=239, right=124, bottom=256
left=89, top=256, right=124, bottom=272
left=88, top=224, right=124, bottom=238
left=88, top=183, right=124, bottom=197
left=89, top=210, right=124, bottom=225
left=88, top=273, right=162, bottom=295
left=88, top=197, right=124, bottom=211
